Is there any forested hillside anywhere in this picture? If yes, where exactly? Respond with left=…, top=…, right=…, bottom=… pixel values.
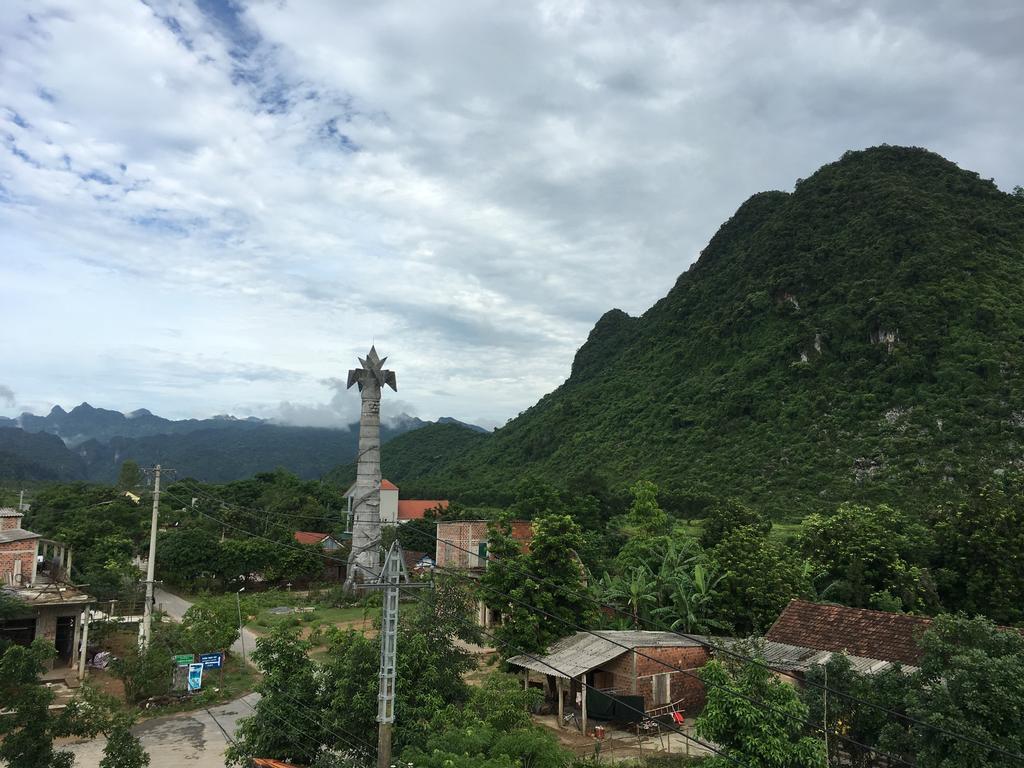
left=383, top=146, right=1024, bottom=517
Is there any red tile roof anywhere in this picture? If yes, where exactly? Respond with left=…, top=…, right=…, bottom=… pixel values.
left=293, top=531, right=330, bottom=546
left=765, top=599, right=932, bottom=666
left=381, top=479, right=398, bottom=491
left=253, top=760, right=302, bottom=768
left=397, top=499, right=448, bottom=520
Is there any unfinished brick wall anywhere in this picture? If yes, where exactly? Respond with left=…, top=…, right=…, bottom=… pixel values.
left=436, top=521, right=488, bottom=568
left=436, top=520, right=534, bottom=568
left=0, top=539, right=39, bottom=585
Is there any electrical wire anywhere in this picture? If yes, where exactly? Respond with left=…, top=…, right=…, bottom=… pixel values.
left=163, top=488, right=1024, bottom=764
left=172, top=490, right=915, bottom=765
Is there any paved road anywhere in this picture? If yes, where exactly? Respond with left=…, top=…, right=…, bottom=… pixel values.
left=155, top=587, right=260, bottom=667
left=62, top=692, right=260, bottom=768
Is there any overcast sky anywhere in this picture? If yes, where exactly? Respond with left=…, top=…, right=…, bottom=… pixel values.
left=2, top=0, right=1022, bottom=429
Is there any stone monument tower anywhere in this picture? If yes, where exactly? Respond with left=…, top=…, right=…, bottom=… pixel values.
left=343, top=346, right=397, bottom=591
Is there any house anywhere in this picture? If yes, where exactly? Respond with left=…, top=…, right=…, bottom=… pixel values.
left=434, top=519, right=533, bottom=570
left=292, top=531, right=345, bottom=580
left=0, top=508, right=92, bottom=681
left=765, top=599, right=933, bottom=669
left=436, top=519, right=534, bottom=626
left=507, top=631, right=710, bottom=734
left=343, top=478, right=448, bottom=527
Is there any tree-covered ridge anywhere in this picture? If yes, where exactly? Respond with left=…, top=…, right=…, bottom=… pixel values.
left=383, top=146, right=1024, bottom=517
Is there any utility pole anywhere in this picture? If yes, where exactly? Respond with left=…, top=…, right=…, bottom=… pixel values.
left=363, top=541, right=429, bottom=768
left=139, top=465, right=172, bottom=649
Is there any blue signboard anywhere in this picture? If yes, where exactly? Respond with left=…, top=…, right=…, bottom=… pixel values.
left=187, top=663, right=204, bottom=692
left=200, top=652, right=223, bottom=669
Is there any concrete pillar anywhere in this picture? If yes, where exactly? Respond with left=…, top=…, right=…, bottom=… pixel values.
left=71, top=611, right=82, bottom=668
left=77, top=606, right=91, bottom=680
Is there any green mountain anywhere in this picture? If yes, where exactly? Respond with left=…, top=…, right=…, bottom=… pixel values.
left=382, top=146, right=1024, bottom=517
left=0, top=427, right=86, bottom=481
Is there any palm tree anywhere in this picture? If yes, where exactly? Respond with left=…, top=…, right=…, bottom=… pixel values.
left=654, top=561, right=731, bottom=634
left=601, top=566, right=658, bottom=628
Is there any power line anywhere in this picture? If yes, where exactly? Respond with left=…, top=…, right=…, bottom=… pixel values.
left=164, top=489, right=1024, bottom=763
left=418, top=522, right=1024, bottom=763
left=347, top=561, right=749, bottom=767
left=171, top=491, right=914, bottom=764
left=164, top=492, right=739, bottom=764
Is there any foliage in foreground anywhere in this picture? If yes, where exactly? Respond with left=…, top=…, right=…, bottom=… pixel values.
left=696, top=656, right=825, bottom=768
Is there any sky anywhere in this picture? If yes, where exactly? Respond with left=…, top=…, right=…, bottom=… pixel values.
left=2, top=0, right=1023, bottom=430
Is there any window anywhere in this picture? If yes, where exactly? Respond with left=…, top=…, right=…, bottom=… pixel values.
left=653, top=672, right=671, bottom=705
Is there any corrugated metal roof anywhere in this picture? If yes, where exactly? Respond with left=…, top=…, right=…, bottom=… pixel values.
left=507, top=631, right=704, bottom=679
left=0, top=529, right=40, bottom=543
left=745, top=639, right=918, bottom=675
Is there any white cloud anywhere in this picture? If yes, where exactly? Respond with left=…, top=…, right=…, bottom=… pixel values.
left=1, top=0, right=1022, bottom=424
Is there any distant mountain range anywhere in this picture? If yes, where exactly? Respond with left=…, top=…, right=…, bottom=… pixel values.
left=0, top=403, right=485, bottom=484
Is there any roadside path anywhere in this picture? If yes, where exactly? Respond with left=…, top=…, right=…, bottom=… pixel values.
left=62, top=692, right=260, bottom=768
left=155, top=586, right=260, bottom=667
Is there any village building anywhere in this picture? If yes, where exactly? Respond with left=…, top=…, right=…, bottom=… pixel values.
left=292, top=531, right=345, bottom=580
left=343, top=478, right=448, bottom=527
left=0, top=508, right=92, bottom=681
left=434, top=519, right=533, bottom=570
left=507, top=631, right=710, bottom=735
left=435, top=519, right=533, bottom=627
left=764, top=599, right=932, bottom=672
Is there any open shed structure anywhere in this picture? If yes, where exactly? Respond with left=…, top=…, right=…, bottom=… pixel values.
left=507, top=630, right=709, bottom=735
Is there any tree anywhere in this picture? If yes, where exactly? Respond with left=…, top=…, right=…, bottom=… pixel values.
left=100, top=721, right=150, bottom=768
left=155, top=526, right=220, bottom=586
left=622, top=479, right=669, bottom=537
left=181, top=601, right=241, bottom=655
left=803, top=653, right=912, bottom=767
left=697, top=656, right=826, bottom=768
left=62, top=687, right=150, bottom=768
left=226, top=626, right=330, bottom=766
left=112, top=639, right=174, bottom=704
left=709, top=525, right=811, bottom=633
left=700, top=498, right=772, bottom=549
left=492, top=514, right=597, bottom=657
left=0, top=640, right=75, bottom=768
left=930, top=476, right=1024, bottom=624
left=800, top=504, right=936, bottom=611
left=401, top=673, right=568, bottom=768
left=654, top=560, right=730, bottom=634
left=479, top=513, right=526, bottom=617
left=895, top=614, right=1024, bottom=768
left=117, top=460, right=143, bottom=491
left=599, top=565, right=657, bottom=628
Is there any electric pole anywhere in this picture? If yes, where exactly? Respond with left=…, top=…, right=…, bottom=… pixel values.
left=139, top=465, right=172, bottom=649
left=363, top=541, right=429, bottom=768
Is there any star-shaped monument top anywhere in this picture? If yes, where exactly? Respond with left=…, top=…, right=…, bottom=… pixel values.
left=347, top=345, right=397, bottom=392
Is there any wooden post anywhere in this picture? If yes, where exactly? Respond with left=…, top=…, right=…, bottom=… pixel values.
left=523, top=668, right=529, bottom=690
left=580, top=674, right=588, bottom=735
left=557, top=677, right=564, bottom=727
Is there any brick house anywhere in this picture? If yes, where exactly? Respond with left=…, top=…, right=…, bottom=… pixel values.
left=434, top=519, right=533, bottom=569
left=507, top=631, right=709, bottom=734
left=435, top=519, right=534, bottom=627
left=0, top=508, right=92, bottom=680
